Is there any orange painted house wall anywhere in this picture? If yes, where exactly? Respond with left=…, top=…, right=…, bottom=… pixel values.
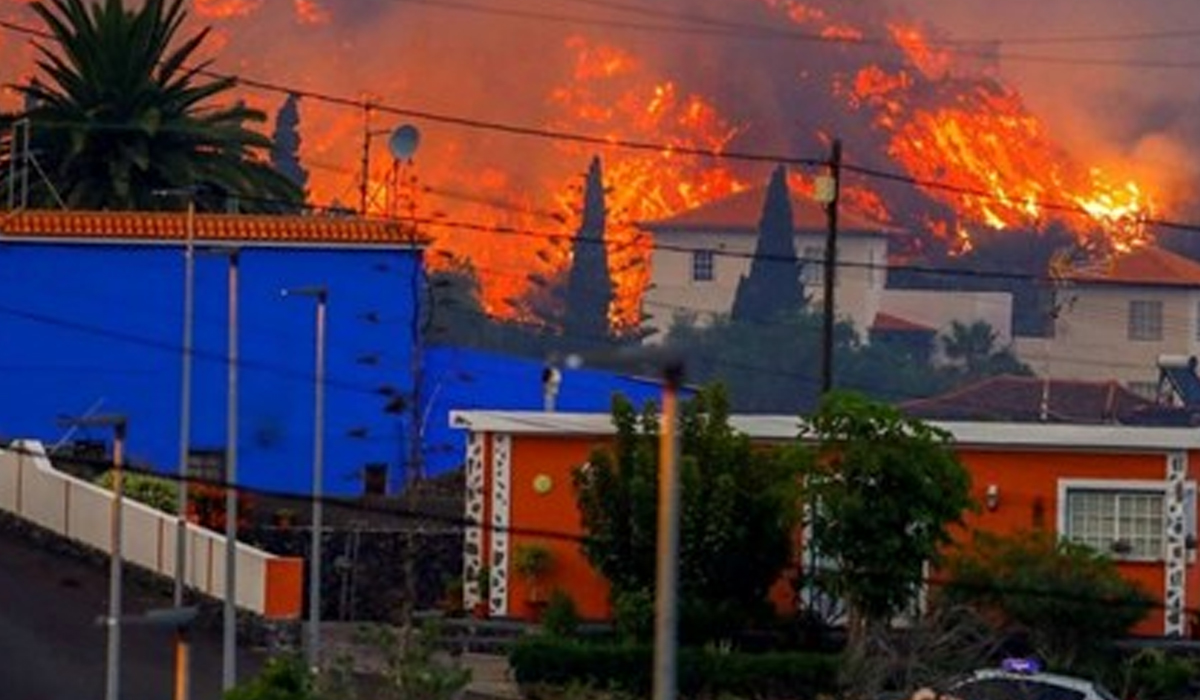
left=459, top=417, right=1199, bottom=637
left=506, top=436, right=614, bottom=620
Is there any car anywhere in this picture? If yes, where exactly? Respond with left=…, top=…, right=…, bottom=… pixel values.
left=945, top=659, right=1119, bottom=700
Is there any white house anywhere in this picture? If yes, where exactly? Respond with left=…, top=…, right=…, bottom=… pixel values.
left=1013, top=246, right=1200, bottom=397
left=638, top=180, right=1013, bottom=346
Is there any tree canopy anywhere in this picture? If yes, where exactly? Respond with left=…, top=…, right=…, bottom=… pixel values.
left=731, top=164, right=806, bottom=324
left=4, top=0, right=302, bottom=212
left=800, top=391, right=974, bottom=634
left=572, top=386, right=802, bottom=641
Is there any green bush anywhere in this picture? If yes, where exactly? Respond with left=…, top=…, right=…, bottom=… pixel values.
left=95, top=470, right=178, bottom=514
left=1121, top=649, right=1199, bottom=700
left=509, top=637, right=840, bottom=699
left=225, top=654, right=317, bottom=700
left=541, top=589, right=580, bottom=638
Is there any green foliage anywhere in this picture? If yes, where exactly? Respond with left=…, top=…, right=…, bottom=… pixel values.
left=8, top=0, right=302, bottom=211
left=347, top=623, right=472, bottom=700
left=943, top=529, right=1154, bottom=672
left=801, top=391, right=974, bottom=628
left=941, top=320, right=1033, bottom=381
left=1120, top=648, right=1200, bottom=700
left=731, top=164, right=806, bottom=325
left=94, top=470, right=177, bottom=513
left=514, top=542, right=554, bottom=580
left=573, top=386, right=802, bottom=641
left=611, top=588, right=655, bottom=644
left=541, top=588, right=581, bottom=638
left=509, top=636, right=840, bottom=700
left=224, top=654, right=317, bottom=700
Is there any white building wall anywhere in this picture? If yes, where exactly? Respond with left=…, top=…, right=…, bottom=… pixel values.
left=644, top=229, right=888, bottom=341
left=1013, top=285, right=1200, bottom=389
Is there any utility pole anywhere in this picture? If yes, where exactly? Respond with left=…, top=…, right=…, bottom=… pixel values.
left=819, top=139, right=843, bottom=394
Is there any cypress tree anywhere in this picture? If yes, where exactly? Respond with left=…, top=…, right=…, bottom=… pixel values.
left=563, top=156, right=614, bottom=345
left=731, top=165, right=806, bottom=323
left=270, top=93, right=309, bottom=193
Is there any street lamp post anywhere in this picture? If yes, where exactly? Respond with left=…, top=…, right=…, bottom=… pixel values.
left=210, top=249, right=241, bottom=691
left=562, top=349, right=684, bottom=700
left=282, top=285, right=328, bottom=669
left=59, top=413, right=127, bottom=700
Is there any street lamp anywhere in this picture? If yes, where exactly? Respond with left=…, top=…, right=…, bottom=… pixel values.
left=282, top=285, right=328, bottom=669
left=201, top=247, right=241, bottom=691
left=563, top=348, right=685, bottom=700
left=59, top=413, right=127, bottom=700
left=153, top=187, right=198, bottom=606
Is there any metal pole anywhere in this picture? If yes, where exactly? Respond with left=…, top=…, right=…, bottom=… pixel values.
left=175, top=197, right=195, bottom=604
left=652, top=362, right=684, bottom=700
left=222, top=251, right=240, bottom=690
left=820, top=139, right=842, bottom=395
left=308, top=290, right=328, bottom=668
left=106, top=419, right=127, bottom=700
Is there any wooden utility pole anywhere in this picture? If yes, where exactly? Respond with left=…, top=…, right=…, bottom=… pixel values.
left=820, top=139, right=843, bottom=394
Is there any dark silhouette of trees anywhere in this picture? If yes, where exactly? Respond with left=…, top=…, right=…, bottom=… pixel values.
left=563, top=156, right=615, bottom=347
left=270, top=93, right=309, bottom=196
left=731, top=165, right=806, bottom=323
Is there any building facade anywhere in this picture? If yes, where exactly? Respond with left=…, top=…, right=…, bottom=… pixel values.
left=452, top=410, right=1200, bottom=637
left=0, top=210, right=424, bottom=495
left=1013, top=246, right=1200, bottom=396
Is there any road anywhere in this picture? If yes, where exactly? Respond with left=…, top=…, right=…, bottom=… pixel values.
left=0, top=529, right=265, bottom=700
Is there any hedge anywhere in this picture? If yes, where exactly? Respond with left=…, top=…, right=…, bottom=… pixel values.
left=509, top=636, right=840, bottom=699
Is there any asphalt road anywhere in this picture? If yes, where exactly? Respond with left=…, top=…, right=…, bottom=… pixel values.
left=0, top=530, right=266, bottom=700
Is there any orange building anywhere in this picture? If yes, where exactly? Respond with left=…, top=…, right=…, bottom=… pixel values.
left=451, top=411, right=1200, bottom=637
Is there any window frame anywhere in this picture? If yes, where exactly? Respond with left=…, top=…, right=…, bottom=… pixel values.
left=1057, top=478, right=1197, bottom=563
left=691, top=249, right=715, bottom=282
left=1127, top=299, right=1164, bottom=341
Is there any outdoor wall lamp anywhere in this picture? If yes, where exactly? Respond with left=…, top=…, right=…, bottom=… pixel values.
left=985, top=484, right=1000, bottom=511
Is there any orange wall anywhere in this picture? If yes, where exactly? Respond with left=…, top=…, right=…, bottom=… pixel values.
left=490, top=434, right=1198, bottom=636
left=507, top=435, right=614, bottom=620
left=955, top=448, right=1183, bottom=635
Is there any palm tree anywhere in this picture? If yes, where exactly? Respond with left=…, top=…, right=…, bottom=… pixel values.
left=2, top=0, right=302, bottom=212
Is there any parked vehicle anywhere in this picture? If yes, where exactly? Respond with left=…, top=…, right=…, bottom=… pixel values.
left=946, top=659, right=1119, bottom=700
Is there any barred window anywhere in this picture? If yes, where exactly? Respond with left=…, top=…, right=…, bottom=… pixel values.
left=692, top=250, right=714, bottom=282
left=1128, top=300, right=1163, bottom=341
left=1064, top=489, right=1164, bottom=560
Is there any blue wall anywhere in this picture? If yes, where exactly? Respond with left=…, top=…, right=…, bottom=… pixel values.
left=0, top=242, right=420, bottom=496
left=414, top=345, right=675, bottom=479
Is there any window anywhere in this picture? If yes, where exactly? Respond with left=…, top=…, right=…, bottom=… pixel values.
left=800, top=246, right=824, bottom=285
left=1128, top=300, right=1163, bottom=341
left=1064, top=489, right=1164, bottom=560
left=691, top=250, right=714, bottom=282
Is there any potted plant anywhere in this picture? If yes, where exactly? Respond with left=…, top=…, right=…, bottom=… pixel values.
left=514, top=542, right=554, bottom=605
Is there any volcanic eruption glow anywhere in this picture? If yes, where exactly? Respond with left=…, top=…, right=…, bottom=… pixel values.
left=0, top=0, right=1185, bottom=328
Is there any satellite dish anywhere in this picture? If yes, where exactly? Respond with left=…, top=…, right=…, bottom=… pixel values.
left=388, top=124, right=420, bottom=161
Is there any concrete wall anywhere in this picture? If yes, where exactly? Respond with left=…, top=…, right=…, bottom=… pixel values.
left=0, top=440, right=301, bottom=618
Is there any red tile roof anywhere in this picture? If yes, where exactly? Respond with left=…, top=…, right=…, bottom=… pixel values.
left=872, top=312, right=935, bottom=333
left=901, top=375, right=1153, bottom=424
left=1065, top=246, right=1200, bottom=288
left=640, top=184, right=899, bottom=235
left=0, top=210, right=426, bottom=248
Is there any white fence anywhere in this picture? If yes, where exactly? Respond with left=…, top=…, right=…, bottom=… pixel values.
left=0, top=440, right=301, bottom=619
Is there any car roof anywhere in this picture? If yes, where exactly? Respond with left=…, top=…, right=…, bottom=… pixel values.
left=955, top=669, right=1109, bottom=697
